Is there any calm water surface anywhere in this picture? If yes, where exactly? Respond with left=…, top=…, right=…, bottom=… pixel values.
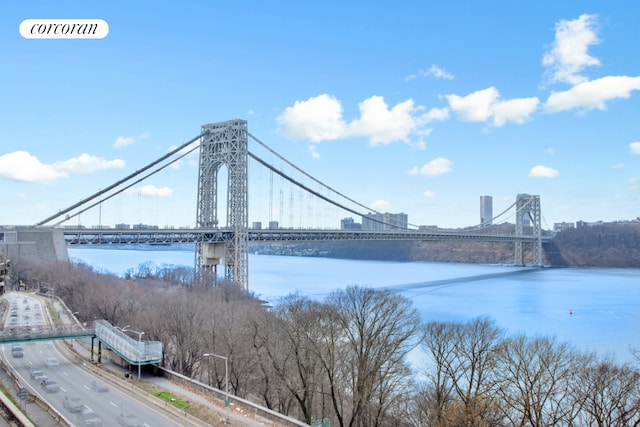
left=69, top=247, right=640, bottom=364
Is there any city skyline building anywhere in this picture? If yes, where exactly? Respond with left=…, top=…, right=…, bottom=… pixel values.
left=480, top=196, right=493, bottom=226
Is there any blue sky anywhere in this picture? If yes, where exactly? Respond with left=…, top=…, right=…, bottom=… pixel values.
left=1, top=1, right=639, bottom=229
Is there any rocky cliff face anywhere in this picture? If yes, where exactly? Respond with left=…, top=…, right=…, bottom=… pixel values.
left=544, top=223, right=640, bottom=267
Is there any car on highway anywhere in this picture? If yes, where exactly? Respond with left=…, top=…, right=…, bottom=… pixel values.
left=80, top=408, right=103, bottom=426
left=118, top=413, right=141, bottom=427
left=63, top=395, right=85, bottom=412
left=40, top=379, right=60, bottom=393
left=45, top=357, right=59, bottom=367
left=90, top=380, right=109, bottom=392
left=30, top=369, right=47, bottom=381
left=11, top=345, right=24, bottom=358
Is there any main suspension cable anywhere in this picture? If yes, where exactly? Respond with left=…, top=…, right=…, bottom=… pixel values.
left=37, top=133, right=205, bottom=226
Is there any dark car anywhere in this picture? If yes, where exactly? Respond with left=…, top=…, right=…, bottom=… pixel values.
left=118, top=413, right=141, bottom=427
left=90, top=380, right=109, bottom=392
left=40, top=379, right=60, bottom=393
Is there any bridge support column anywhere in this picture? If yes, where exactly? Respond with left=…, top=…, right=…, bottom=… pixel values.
left=515, top=194, right=542, bottom=266
left=195, top=120, right=249, bottom=290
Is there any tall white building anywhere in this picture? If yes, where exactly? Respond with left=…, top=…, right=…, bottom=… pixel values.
left=480, top=196, right=493, bottom=226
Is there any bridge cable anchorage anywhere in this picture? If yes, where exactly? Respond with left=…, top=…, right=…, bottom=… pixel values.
left=37, top=132, right=206, bottom=227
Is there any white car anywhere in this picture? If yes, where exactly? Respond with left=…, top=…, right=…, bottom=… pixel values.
left=30, top=369, right=47, bottom=381
left=45, top=357, right=59, bottom=367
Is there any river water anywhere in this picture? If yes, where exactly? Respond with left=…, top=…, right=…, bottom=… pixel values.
left=68, top=246, right=640, bottom=364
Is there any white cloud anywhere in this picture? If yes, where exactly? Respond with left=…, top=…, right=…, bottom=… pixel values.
left=114, top=136, right=135, bottom=148
left=427, top=65, right=455, bottom=80
left=406, top=65, right=455, bottom=81
left=419, top=107, right=450, bottom=123
left=124, top=185, right=173, bottom=197
left=370, top=200, right=391, bottom=210
left=348, top=96, right=417, bottom=145
left=445, top=87, right=539, bottom=126
left=0, top=151, right=67, bottom=184
left=542, top=14, right=601, bottom=85
left=114, top=131, right=150, bottom=148
left=423, top=190, right=436, bottom=197
left=545, top=76, right=640, bottom=113
left=308, top=145, right=320, bottom=159
left=529, top=165, right=559, bottom=178
left=630, top=141, right=640, bottom=154
left=277, top=94, right=432, bottom=146
left=610, top=163, right=624, bottom=169
left=54, top=153, right=125, bottom=174
left=0, top=151, right=126, bottom=184
left=277, top=94, right=347, bottom=142
left=409, top=157, right=453, bottom=176
left=446, top=87, right=499, bottom=122
left=491, top=97, right=540, bottom=127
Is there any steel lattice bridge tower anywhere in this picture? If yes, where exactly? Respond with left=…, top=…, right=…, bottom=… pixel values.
left=515, top=194, right=542, bottom=266
left=195, top=119, right=249, bottom=288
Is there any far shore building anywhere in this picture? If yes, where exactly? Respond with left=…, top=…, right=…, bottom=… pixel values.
left=362, top=212, right=408, bottom=230
left=553, top=222, right=575, bottom=232
left=340, top=217, right=362, bottom=230
left=480, top=195, right=493, bottom=226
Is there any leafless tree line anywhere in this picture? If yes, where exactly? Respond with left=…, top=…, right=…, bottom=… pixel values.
left=10, top=257, right=640, bottom=426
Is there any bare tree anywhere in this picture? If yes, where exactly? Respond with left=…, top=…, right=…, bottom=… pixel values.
left=496, top=334, right=585, bottom=426
left=324, top=285, right=421, bottom=427
left=421, top=317, right=504, bottom=426
left=150, top=290, right=210, bottom=377
left=250, top=293, right=326, bottom=422
left=419, top=321, right=460, bottom=426
left=575, top=356, right=640, bottom=426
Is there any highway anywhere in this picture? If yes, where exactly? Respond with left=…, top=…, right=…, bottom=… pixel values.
left=1, top=292, right=190, bottom=427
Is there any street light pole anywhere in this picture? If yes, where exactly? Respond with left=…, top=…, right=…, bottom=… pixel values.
left=203, top=352, right=229, bottom=424
left=136, top=331, right=145, bottom=380
left=118, top=326, right=145, bottom=380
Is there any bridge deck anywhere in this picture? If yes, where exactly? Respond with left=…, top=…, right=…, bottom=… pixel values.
left=62, top=227, right=551, bottom=245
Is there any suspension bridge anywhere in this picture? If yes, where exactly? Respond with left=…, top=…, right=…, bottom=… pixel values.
left=33, top=119, right=548, bottom=290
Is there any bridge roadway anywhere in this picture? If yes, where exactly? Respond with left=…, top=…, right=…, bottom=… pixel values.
left=62, top=227, right=551, bottom=245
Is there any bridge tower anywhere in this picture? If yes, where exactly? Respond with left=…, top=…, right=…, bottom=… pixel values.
left=196, top=119, right=249, bottom=290
left=514, top=194, right=543, bottom=266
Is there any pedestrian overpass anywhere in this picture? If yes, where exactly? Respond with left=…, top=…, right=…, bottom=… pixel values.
left=0, top=319, right=162, bottom=367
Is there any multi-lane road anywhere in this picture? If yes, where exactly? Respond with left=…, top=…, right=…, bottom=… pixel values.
left=2, top=292, right=189, bottom=427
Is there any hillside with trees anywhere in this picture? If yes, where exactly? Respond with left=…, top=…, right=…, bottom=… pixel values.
left=5, top=256, right=640, bottom=426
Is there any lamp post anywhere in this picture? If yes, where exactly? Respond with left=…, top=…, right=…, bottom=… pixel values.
left=203, top=352, right=229, bottom=424
left=118, top=326, right=145, bottom=380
